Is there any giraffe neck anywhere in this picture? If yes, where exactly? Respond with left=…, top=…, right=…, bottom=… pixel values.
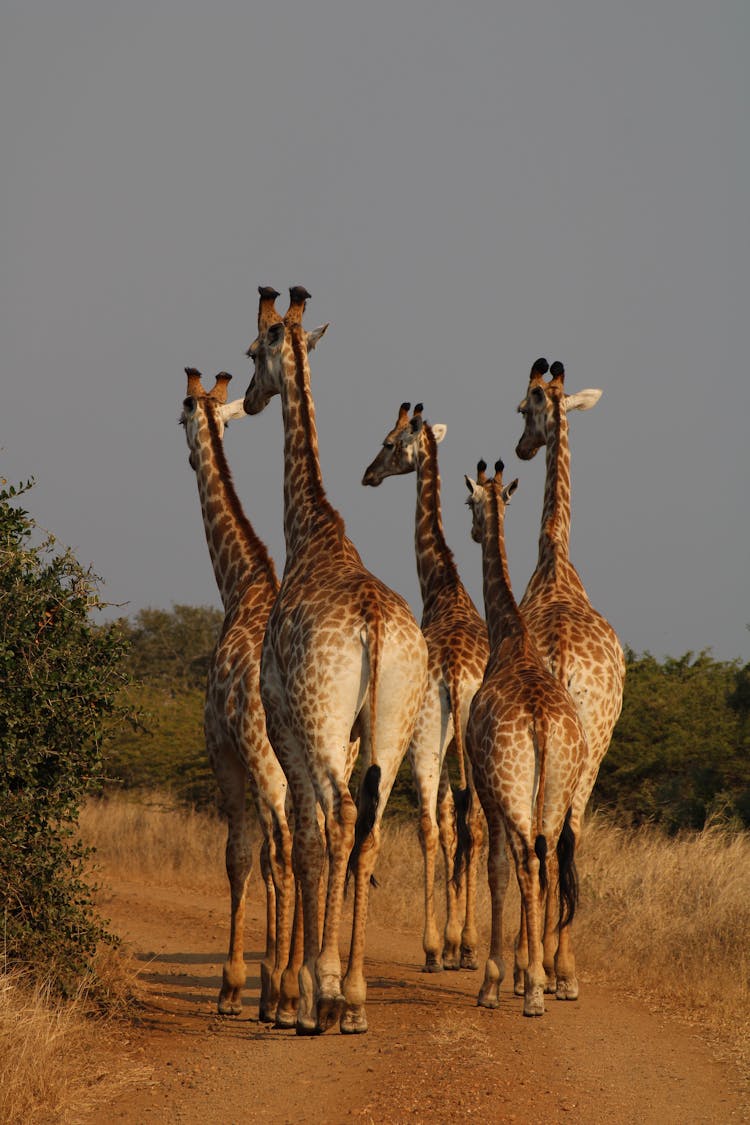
left=538, top=394, right=572, bottom=574
left=279, top=327, right=352, bottom=558
left=480, top=489, right=526, bottom=653
left=414, top=428, right=462, bottom=612
left=192, top=407, right=278, bottom=610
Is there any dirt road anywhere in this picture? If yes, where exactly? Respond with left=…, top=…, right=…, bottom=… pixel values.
left=102, top=877, right=747, bottom=1124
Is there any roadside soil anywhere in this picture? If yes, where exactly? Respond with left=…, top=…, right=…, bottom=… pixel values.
left=101, top=877, right=748, bottom=1125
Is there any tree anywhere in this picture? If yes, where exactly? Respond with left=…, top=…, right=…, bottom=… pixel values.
left=595, top=648, right=750, bottom=831
left=0, top=478, right=130, bottom=990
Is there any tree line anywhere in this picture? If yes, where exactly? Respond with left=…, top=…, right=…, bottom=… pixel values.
left=109, top=604, right=750, bottom=834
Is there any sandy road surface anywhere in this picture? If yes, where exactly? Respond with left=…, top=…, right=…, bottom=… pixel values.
left=101, top=878, right=747, bottom=1125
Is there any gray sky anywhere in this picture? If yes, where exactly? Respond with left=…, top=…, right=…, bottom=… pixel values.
left=2, top=1, right=748, bottom=663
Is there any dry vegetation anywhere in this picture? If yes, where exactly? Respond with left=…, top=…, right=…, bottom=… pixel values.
left=10, top=794, right=748, bottom=1122
left=0, top=964, right=147, bottom=1125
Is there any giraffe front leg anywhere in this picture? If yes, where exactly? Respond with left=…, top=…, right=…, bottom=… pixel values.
left=513, top=899, right=528, bottom=996
left=477, top=813, right=509, bottom=1008
left=213, top=753, right=252, bottom=1017
left=542, top=848, right=559, bottom=994
left=289, top=801, right=325, bottom=1036
left=257, top=837, right=278, bottom=1021
left=409, top=731, right=443, bottom=971
left=314, top=790, right=356, bottom=1033
left=437, top=769, right=461, bottom=969
left=460, top=788, right=484, bottom=970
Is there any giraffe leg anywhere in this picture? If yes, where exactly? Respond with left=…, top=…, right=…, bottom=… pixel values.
left=276, top=873, right=303, bottom=1028
left=477, top=812, right=509, bottom=1008
left=460, top=785, right=483, bottom=971
left=542, top=847, right=559, bottom=993
left=340, top=825, right=380, bottom=1033
left=257, top=836, right=278, bottom=1020
left=437, top=768, right=462, bottom=969
left=211, top=746, right=252, bottom=1017
left=515, top=840, right=546, bottom=1017
left=255, top=799, right=295, bottom=1023
left=315, top=786, right=357, bottom=1034
left=408, top=734, right=443, bottom=972
left=513, top=900, right=528, bottom=996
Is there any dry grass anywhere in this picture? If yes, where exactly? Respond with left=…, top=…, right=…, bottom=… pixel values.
left=81, top=792, right=232, bottom=892
left=0, top=967, right=148, bottom=1125
left=80, top=793, right=750, bottom=1070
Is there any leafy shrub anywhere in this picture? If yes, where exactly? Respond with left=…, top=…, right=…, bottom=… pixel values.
left=0, top=479, right=130, bottom=991
left=596, top=648, right=750, bottom=831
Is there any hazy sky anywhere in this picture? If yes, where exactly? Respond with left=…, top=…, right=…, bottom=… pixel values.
left=2, top=2, right=748, bottom=662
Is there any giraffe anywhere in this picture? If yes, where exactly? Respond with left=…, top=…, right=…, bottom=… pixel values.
left=515, top=357, right=625, bottom=998
left=362, top=402, right=487, bottom=973
left=464, top=458, right=588, bottom=1016
left=179, top=368, right=294, bottom=1024
left=243, top=286, right=428, bottom=1034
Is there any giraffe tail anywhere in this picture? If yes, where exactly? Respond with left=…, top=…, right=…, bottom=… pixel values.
left=345, top=601, right=385, bottom=890
left=532, top=718, right=549, bottom=892
left=452, top=782, right=472, bottom=891
left=449, top=674, right=473, bottom=891
left=347, top=764, right=381, bottom=889
left=556, top=808, right=578, bottom=929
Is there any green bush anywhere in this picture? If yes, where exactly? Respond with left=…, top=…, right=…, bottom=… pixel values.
left=595, top=648, right=750, bottom=831
left=0, top=479, right=130, bottom=991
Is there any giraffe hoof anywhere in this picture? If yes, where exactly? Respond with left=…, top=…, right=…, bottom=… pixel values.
left=316, top=994, right=346, bottom=1034
left=523, top=987, right=545, bottom=1017
left=217, top=996, right=242, bottom=1017
left=422, top=957, right=443, bottom=974
left=460, top=950, right=479, bottom=971
left=275, top=1003, right=298, bottom=1029
left=556, top=978, right=579, bottom=1001
left=295, top=1019, right=322, bottom=1036
left=477, top=991, right=500, bottom=1009
left=258, top=1004, right=277, bottom=1023
left=340, top=1006, right=368, bottom=1034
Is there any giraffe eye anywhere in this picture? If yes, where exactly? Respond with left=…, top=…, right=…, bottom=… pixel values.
left=383, top=441, right=395, bottom=451
left=183, top=396, right=195, bottom=412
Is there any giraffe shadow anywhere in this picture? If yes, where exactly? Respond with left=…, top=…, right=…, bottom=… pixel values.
left=134, top=949, right=263, bottom=1008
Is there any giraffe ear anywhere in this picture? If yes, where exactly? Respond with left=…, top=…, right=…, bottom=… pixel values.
left=306, top=323, right=329, bottom=351
left=502, top=478, right=519, bottom=504
left=565, top=388, right=603, bottom=412
left=431, top=423, right=447, bottom=444
left=464, top=474, right=476, bottom=494
left=267, top=322, right=285, bottom=348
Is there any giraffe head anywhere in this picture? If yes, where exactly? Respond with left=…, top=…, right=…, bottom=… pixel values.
left=464, top=459, right=518, bottom=543
left=361, top=403, right=447, bottom=486
left=243, top=285, right=328, bottom=414
left=515, top=358, right=603, bottom=460
left=180, top=367, right=247, bottom=468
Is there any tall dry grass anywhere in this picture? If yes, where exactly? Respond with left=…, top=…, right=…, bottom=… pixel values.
left=0, top=967, right=148, bottom=1125
left=80, top=794, right=750, bottom=1069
